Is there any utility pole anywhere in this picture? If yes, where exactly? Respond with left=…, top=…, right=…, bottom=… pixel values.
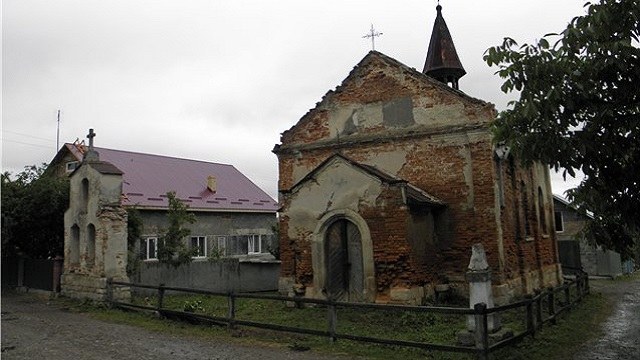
left=56, top=110, right=61, bottom=150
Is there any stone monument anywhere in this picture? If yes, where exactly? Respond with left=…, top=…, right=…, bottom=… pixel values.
left=61, top=129, right=130, bottom=301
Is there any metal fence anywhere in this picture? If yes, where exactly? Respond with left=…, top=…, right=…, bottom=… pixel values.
left=1, top=257, right=64, bottom=292
left=107, top=272, right=589, bottom=359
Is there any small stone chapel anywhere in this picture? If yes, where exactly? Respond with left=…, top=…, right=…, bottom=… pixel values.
left=274, top=5, right=562, bottom=304
left=61, top=130, right=130, bottom=301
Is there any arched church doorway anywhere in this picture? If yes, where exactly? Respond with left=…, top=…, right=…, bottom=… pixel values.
left=324, top=219, right=364, bottom=301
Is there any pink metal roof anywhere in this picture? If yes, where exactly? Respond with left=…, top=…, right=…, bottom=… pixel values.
left=70, top=144, right=277, bottom=212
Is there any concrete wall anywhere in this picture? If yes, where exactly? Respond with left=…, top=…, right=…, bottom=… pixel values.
left=132, top=258, right=280, bottom=294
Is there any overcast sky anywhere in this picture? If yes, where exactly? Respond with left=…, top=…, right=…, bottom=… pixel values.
left=2, top=0, right=588, bottom=199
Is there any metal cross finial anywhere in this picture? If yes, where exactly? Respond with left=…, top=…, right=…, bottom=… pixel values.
left=362, top=24, right=383, bottom=51
left=87, top=128, right=96, bottom=150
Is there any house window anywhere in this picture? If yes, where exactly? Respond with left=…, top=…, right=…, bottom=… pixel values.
left=248, top=235, right=261, bottom=254
left=555, top=211, right=564, bottom=232
left=190, top=236, right=207, bottom=258
left=141, top=237, right=159, bottom=260
left=214, top=234, right=274, bottom=256
left=216, top=236, right=226, bottom=256
left=65, top=161, right=79, bottom=173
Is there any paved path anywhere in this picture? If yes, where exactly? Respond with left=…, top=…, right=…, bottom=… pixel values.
left=573, top=275, right=640, bottom=360
left=1, top=291, right=339, bottom=360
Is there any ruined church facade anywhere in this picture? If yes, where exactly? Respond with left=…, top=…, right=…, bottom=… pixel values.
left=274, top=8, right=561, bottom=304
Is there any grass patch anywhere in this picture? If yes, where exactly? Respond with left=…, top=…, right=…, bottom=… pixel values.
left=52, top=286, right=614, bottom=360
left=491, top=291, right=612, bottom=360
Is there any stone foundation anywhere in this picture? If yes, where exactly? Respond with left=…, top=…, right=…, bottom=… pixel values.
left=494, top=264, right=563, bottom=304
left=61, top=274, right=130, bottom=302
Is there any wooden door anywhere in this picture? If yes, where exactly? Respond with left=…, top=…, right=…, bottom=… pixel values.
left=325, top=219, right=363, bottom=301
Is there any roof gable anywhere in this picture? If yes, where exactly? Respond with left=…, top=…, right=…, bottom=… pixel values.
left=286, top=153, right=444, bottom=207
left=553, top=194, right=593, bottom=220
left=277, top=51, right=494, bottom=150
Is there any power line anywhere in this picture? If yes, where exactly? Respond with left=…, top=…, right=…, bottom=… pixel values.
left=1, top=138, right=57, bottom=149
left=2, top=130, right=56, bottom=143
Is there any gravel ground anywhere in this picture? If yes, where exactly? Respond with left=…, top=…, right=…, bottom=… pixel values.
left=572, top=274, right=640, bottom=360
left=0, top=291, right=340, bottom=360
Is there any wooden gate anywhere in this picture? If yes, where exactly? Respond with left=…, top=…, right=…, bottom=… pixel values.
left=324, top=219, right=363, bottom=301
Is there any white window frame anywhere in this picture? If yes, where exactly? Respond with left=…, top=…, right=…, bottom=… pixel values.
left=248, top=235, right=261, bottom=255
left=190, top=236, right=207, bottom=258
left=142, top=237, right=159, bottom=260
left=216, top=236, right=226, bottom=256
left=65, top=161, right=80, bottom=173
left=213, top=234, right=273, bottom=257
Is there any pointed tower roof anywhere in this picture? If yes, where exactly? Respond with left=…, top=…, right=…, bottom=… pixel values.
left=423, top=4, right=466, bottom=89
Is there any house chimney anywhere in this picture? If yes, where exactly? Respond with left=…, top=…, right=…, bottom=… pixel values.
left=207, top=176, right=217, bottom=193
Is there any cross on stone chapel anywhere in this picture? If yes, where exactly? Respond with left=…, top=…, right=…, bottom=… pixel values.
left=274, top=5, right=562, bottom=305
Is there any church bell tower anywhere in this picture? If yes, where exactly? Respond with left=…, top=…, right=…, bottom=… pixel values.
left=423, top=4, right=466, bottom=90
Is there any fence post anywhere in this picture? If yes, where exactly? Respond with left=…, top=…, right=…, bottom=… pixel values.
left=535, top=293, right=543, bottom=331
left=474, top=302, right=489, bottom=360
left=52, top=256, right=64, bottom=293
left=583, top=272, right=590, bottom=294
left=525, top=295, right=535, bottom=337
left=106, top=278, right=113, bottom=306
left=17, top=256, right=25, bottom=288
left=327, top=298, right=338, bottom=343
left=547, top=288, right=556, bottom=325
left=227, top=292, right=236, bottom=330
left=576, top=274, right=583, bottom=300
left=157, top=283, right=165, bottom=311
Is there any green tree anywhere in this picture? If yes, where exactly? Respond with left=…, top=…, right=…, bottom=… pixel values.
left=484, top=0, right=639, bottom=259
left=126, top=207, right=143, bottom=276
left=156, top=191, right=197, bottom=267
left=1, top=165, right=70, bottom=258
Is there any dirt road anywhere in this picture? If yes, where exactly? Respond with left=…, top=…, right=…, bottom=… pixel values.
left=572, top=275, right=640, bottom=360
left=1, top=291, right=338, bottom=360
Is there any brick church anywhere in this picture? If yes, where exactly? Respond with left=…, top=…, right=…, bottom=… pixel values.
left=274, top=5, right=561, bottom=304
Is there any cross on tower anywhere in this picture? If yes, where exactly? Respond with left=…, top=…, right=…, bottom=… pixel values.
left=362, top=24, right=383, bottom=51
left=87, top=128, right=96, bottom=150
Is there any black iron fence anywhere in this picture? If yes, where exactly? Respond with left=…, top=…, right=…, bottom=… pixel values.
left=107, top=272, right=589, bottom=359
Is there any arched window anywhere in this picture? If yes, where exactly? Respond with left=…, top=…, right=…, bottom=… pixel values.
left=538, top=187, right=547, bottom=235
left=521, top=181, right=531, bottom=238
left=81, top=178, right=89, bottom=213
left=70, top=224, right=80, bottom=265
left=86, top=224, right=96, bottom=267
